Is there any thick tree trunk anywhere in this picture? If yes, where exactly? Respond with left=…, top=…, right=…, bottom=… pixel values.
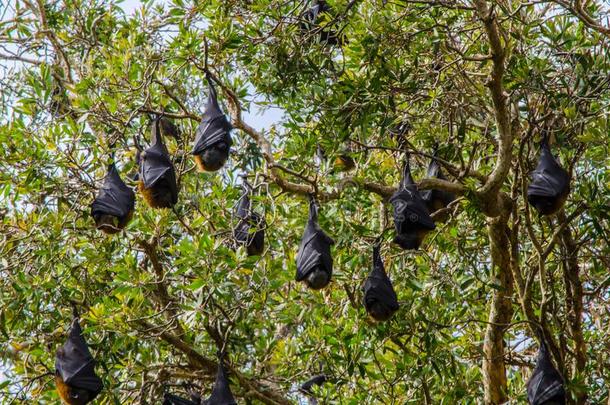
left=483, top=214, right=514, bottom=404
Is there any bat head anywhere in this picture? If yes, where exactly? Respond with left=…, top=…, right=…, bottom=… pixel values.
left=304, top=267, right=330, bottom=290
left=194, top=143, right=229, bottom=172
left=138, top=180, right=175, bottom=208
left=55, top=373, right=93, bottom=405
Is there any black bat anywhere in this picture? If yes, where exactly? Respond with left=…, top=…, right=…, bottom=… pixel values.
left=295, top=196, right=335, bottom=290
left=363, top=244, right=399, bottom=322
left=233, top=186, right=265, bottom=256
left=299, top=374, right=327, bottom=405
left=55, top=317, right=103, bottom=405
left=192, top=82, right=232, bottom=172
left=90, top=162, right=135, bottom=234
left=163, top=392, right=201, bottom=405
left=527, top=139, right=570, bottom=216
left=203, top=361, right=237, bottom=405
left=420, top=155, right=455, bottom=216
left=527, top=338, right=566, bottom=405
left=301, top=0, right=342, bottom=45
left=390, top=158, right=435, bottom=250
left=138, top=117, right=179, bottom=209
left=159, top=116, right=180, bottom=140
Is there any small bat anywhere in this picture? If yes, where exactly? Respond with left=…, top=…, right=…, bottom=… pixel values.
left=390, top=158, right=435, bottom=250
left=526, top=337, right=566, bottom=405
left=295, top=196, right=335, bottom=290
left=90, top=162, right=135, bottom=234
left=527, top=139, right=570, bottom=216
left=299, top=374, right=327, bottom=405
left=233, top=187, right=265, bottom=256
left=191, top=82, right=233, bottom=172
left=55, top=316, right=103, bottom=405
left=138, top=117, right=179, bottom=208
left=363, top=244, right=399, bottom=322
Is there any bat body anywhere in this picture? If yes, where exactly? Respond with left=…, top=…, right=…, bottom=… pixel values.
left=527, top=339, right=566, bottom=405
left=301, top=0, right=341, bottom=45
left=203, top=362, right=237, bottom=405
left=55, top=318, right=103, bottom=405
left=192, top=83, right=232, bottom=172
left=421, top=157, right=455, bottom=218
left=390, top=160, right=435, bottom=250
left=90, top=163, right=135, bottom=234
left=527, top=141, right=570, bottom=216
left=363, top=245, right=399, bottom=322
left=296, top=198, right=335, bottom=290
left=299, top=374, right=327, bottom=405
left=233, top=188, right=265, bottom=256
left=163, top=392, right=201, bottom=405
left=138, top=118, right=179, bottom=209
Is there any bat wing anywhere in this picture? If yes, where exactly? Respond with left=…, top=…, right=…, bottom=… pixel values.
left=55, top=320, right=103, bottom=396
left=296, top=221, right=334, bottom=281
left=204, top=363, right=237, bottom=405
left=163, top=393, right=198, bottom=405
left=140, top=144, right=178, bottom=193
left=526, top=342, right=565, bottom=405
left=192, top=87, right=232, bottom=155
left=91, top=164, right=135, bottom=218
left=390, top=188, right=436, bottom=230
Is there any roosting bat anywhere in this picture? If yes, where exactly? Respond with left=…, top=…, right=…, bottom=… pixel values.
left=420, top=155, right=455, bottom=217
left=527, top=338, right=566, bottom=405
left=390, top=158, right=435, bottom=250
left=301, top=0, right=341, bottom=45
left=191, top=82, right=233, bottom=172
left=55, top=314, right=103, bottom=405
left=233, top=186, right=265, bottom=256
left=90, top=162, right=135, bottom=234
left=159, top=116, right=180, bottom=140
left=296, top=197, right=335, bottom=290
left=203, top=360, right=237, bottom=405
left=138, top=117, right=179, bottom=208
left=527, top=138, right=570, bottom=216
left=163, top=392, right=201, bottom=405
left=299, top=374, right=327, bottom=405
left=363, top=244, right=399, bottom=322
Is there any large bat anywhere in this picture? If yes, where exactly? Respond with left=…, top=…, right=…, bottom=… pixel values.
left=363, top=244, right=399, bottom=322
left=55, top=316, right=103, bottom=405
left=191, top=82, right=233, bottom=172
left=527, top=139, right=570, bottom=216
left=527, top=338, right=566, bottom=405
left=295, top=197, right=335, bottom=290
left=90, top=162, right=135, bottom=234
left=203, top=361, right=237, bottom=405
left=233, top=186, right=265, bottom=256
left=390, top=158, right=435, bottom=250
left=420, top=155, right=455, bottom=217
left=138, top=117, right=179, bottom=208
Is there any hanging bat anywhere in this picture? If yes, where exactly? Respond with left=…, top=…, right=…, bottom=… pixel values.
left=90, top=162, right=135, bottom=234
left=527, top=139, right=570, bottom=216
left=203, top=360, right=237, bottom=405
left=138, top=117, right=179, bottom=208
left=526, top=338, right=566, bottom=405
left=296, top=196, right=335, bottom=290
left=233, top=186, right=265, bottom=256
left=191, top=82, right=233, bottom=172
left=163, top=392, right=201, bottom=405
left=363, top=244, right=399, bottom=322
left=301, top=0, right=341, bottom=45
left=390, top=158, right=435, bottom=250
left=299, top=374, right=327, bottom=405
left=159, top=116, right=181, bottom=140
left=420, top=155, right=455, bottom=217
left=55, top=315, right=103, bottom=405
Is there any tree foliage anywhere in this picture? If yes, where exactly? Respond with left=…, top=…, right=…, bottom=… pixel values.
left=0, top=0, right=609, bottom=403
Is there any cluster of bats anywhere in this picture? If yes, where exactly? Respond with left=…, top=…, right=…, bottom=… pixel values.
left=82, top=2, right=572, bottom=402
